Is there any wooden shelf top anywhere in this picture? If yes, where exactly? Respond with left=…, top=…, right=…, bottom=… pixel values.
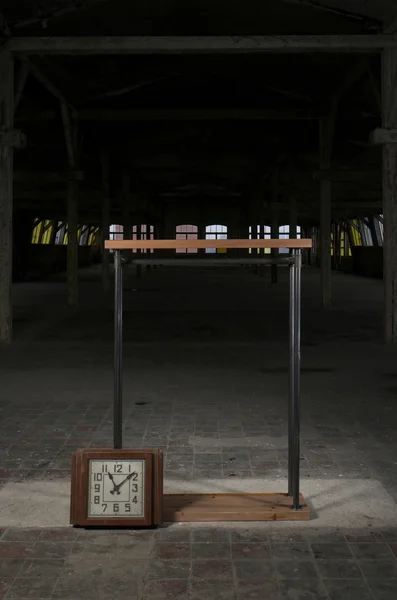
left=104, top=239, right=312, bottom=250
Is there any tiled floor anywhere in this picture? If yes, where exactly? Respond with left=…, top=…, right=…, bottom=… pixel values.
left=0, top=525, right=396, bottom=599
left=1, top=266, right=397, bottom=597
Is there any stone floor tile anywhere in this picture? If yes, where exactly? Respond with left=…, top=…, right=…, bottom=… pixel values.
left=231, top=543, right=270, bottom=560
left=349, top=543, right=394, bottom=560
left=316, top=558, right=361, bottom=578
left=237, top=580, right=281, bottom=600
left=1, top=531, right=40, bottom=543
left=0, top=545, right=32, bottom=560
left=142, top=579, right=189, bottom=600
left=367, top=579, right=397, bottom=600
left=0, top=561, right=25, bottom=578
left=279, top=579, right=328, bottom=600
left=190, top=580, right=236, bottom=599
left=275, top=559, right=318, bottom=579
left=191, top=529, right=230, bottom=543
left=154, top=527, right=191, bottom=543
left=152, top=543, right=190, bottom=560
left=358, top=560, right=397, bottom=578
left=0, top=579, right=12, bottom=600
left=324, top=579, right=375, bottom=600
left=38, top=529, right=77, bottom=542
left=234, top=559, right=276, bottom=580
left=146, top=559, right=191, bottom=580
left=311, top=543, right=352, bottom=559
left=4, top=577, right=57, bottom=599
left=271, top=543, right=312, bottom=559
left=191, top=542, right=230, bottom=559
left=192, top=559, right=233, bottom=580
left=28, top=543, right=71, bottom=560
left=18, top=559, right=63, bottom=578
left=231, top=530, right=269, bottom=544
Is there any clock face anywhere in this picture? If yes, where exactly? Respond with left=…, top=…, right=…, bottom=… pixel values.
left=88, top=459, right=145, bottom=518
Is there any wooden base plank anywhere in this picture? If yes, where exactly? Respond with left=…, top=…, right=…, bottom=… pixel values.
left=164, top=493, right=310, bottom=522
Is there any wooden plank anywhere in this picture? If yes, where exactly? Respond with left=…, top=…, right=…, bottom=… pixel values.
left=0, top=50, right=14, bottom=344
left=9, top=35, right=397, bottom=56
left=105, top=239, right=312, bottom=250
left=382, top=49, right=397, bottom=343
left=371, top=127, right=397, bottom=144
left=163, top=493, right=310, bottom=522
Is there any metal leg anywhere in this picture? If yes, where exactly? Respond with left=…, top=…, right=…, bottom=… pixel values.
left=291, top=249, right=302, bottom=510
left=114, top=250, right=123, bottom=449
left=288, top=253, right=296, bottom=497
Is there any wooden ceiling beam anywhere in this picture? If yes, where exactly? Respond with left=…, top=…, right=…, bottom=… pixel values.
left=8, top=35, right=397, bottom=56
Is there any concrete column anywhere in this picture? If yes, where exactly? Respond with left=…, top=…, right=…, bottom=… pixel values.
left=319, top=118, right=333, bottom=309
left=382, top=49, right=397, bottom=342
left=320, top=177, right=331, bottom=307
left=67, top=178, right=79, bottom=305
left=0, top=51, right=14, bottom=343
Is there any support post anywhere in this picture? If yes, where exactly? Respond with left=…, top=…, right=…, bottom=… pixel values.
left=0, top=50, right=14, bottom=344
left=101, top=149, right=110, bottom=291
left=61, top=104, right=79, bottom=306
left=382, top=49, right=397, bottom=342
left=288, top=250, right=302, bottom=508
left=319, top=111, right=335, bottom=308
left=114, top=250, right=123, bottom=449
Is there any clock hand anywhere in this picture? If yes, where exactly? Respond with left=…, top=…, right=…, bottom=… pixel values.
left=108, top=472, right=121, bottom=495
left=114, top=472, right=136, bottom=493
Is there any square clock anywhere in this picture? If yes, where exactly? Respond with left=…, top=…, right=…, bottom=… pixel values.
left=70, top=449, right=163, bottom=527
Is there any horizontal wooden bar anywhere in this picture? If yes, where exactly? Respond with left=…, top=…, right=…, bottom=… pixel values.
left=105, top=239, right=312, bottom=250
left=131, top=258, right=292, bottom=266
left=9, top=35, right=397, bottom=55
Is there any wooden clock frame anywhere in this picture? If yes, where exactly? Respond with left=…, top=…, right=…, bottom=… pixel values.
left=70, top=448, right=163, bottom=527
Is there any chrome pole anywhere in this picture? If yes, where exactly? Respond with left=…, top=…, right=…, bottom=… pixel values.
left=114, top=250, right=123, bottom=449
left=288, top=251, right=296, bottom=497
left=291, top=249, right=302, bottom=510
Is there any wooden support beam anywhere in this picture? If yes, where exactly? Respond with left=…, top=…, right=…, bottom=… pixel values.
left=14, top=170, right=84, bottom=183
left=105, top=239, right=312, bottom=250
left=24, top=57, right=75, bottom=111
left=0, top=127, right=26, bottom=148
left=61, top=103, right=79, bottom=306
left=8, top=35, right=397, bottom=55
left=14, top=60, right=29, bottom=115
left=313, top=169, right=381, bottom=183
left=0, top=50, right=14, bottom=344
left=371, top=127, right=397, bottom=144
left=101, top=149, right=110, bottom=291
left=382, top=49, right=397, bottom=343
left=319, top=102, right=337, bottom=309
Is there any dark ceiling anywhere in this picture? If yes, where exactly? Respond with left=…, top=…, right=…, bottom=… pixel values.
left=0, top=0, right=393, bottom=224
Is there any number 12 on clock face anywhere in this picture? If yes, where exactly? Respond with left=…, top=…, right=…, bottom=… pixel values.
left=88, top=459, right=145, bottom=517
